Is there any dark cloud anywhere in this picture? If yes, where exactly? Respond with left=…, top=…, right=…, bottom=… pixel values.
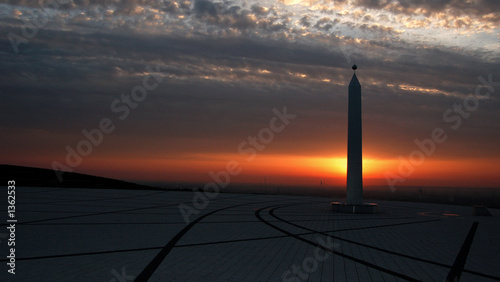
left=314, top=17, right=338, bottom=31
left=300, top=16, right=311, bottom=27
left=250, top=4, right=269, bottom=16
left=194, top=0, right=217, bottom=17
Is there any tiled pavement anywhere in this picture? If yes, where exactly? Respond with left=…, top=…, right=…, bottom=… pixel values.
left=1, top=187, right=499, bottom=281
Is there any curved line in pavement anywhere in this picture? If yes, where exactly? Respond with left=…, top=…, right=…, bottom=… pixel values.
left=134, top=197, right=310, bottom=281
left=256, top=204, right=421, bottom=282
left=269, top=204, right=500, bottom=281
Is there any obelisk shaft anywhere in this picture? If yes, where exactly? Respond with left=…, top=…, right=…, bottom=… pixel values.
left=346, top=72, right=363, bottom=205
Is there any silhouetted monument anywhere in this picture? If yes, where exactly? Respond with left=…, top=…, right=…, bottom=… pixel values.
left=346, top=64, right=363, bottom=205
left=332, top=64, right=377, bottom=213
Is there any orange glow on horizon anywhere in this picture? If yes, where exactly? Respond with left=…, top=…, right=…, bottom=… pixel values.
left=14, top=153, right=500, bottom=188
left=69, top=154, right=405, bottom=184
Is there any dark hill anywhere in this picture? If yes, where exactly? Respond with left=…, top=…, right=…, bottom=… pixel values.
left=0, top=164, right=158, bottom=190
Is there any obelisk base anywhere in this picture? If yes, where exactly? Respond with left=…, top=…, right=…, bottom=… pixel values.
left=331, top=202, right=378, bottom=214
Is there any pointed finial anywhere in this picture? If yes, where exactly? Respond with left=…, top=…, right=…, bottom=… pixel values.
left=352, top=63, right=357, bottom=71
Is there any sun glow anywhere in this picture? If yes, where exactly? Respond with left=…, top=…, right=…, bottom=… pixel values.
left=331, top=158, right=347, bottom=175
left=301, top=156, right=398, bottom=178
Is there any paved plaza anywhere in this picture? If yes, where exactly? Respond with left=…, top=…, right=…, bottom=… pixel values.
left=1, top=187, right=499, bottom=281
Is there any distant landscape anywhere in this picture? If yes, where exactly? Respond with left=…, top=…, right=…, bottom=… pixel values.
left=162, top=182, right=500, bottom=209
left=2, top=164, right=498, bottom=209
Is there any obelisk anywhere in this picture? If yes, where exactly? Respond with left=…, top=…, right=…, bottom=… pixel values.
left=346, top=64, right=363, bottom=205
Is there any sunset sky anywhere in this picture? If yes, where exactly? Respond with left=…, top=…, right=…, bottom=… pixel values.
left=1, top=0, right=499, bottom=188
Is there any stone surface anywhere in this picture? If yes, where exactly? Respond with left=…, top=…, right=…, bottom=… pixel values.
left=1, top=187, right=499, bottom=281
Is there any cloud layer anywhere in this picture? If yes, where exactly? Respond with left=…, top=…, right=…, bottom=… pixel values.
left=1, top=0, right=499, bottom=184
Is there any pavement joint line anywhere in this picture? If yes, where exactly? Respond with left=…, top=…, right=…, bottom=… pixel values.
left=445, top=222, right=479, bottom=282
left=0, top=194, right=256, bottom=226
left=7, top=189, right=499, bottom=281
left=256, top=204, right=421, bottom=282
left=133, top=197, right=315, bottom=281
left=271, top=204, right=500, bottom=281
